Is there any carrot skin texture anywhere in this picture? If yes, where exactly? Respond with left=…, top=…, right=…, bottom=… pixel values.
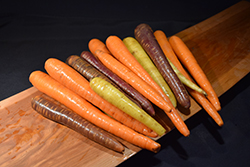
left=31, top=94, right=124, bottom=153
left=154, top=31, right=223, bottom=126
left=169, top=35, right=221, bottom=111
left=80, top=50, right=155, bottom=116
left=46, top=57, right=157, bottom=137
left=29, top=71, right=161, bottom=152
left=123, top=37, right=177, bottom=107
left=90, top=77, right=166, bottom=136
left=134, top=23, right=190, bottom=109
left=65, top=55, right=144, bottom=113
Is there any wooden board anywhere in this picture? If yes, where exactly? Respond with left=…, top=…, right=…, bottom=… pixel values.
left=1, top=1, right=250, bottom=166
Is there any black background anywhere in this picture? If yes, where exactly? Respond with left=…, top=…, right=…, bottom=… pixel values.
left=1, top=1, right=250, bottom=166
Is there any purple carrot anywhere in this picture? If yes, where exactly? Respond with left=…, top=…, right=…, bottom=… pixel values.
left=134, top=23, right=190, bottom=108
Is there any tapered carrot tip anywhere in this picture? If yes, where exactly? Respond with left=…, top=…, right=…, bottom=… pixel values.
left=148, top=131, right=158, bottom=138
left=218, top=121, right=224, bottom=127
left=152, top=143, right=161, bottom=153
left=114, top=144, right=125, bottom=153
left=214, top=103, right=221, bottom=111
left=182, top=100, right=191, bottom=109
left=216, top=118, right=224, bottom=127
left=182, top=129, right=190, bottom=137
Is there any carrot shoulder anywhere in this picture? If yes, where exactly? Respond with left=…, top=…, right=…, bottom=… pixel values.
left=88, top=38, right=111, bottom=56
left=106, top=35, right=173, bottom=113
left=169, top=35, right=221, bottom=111
left=45, top=58, right=157, bottom=137
left=29, top=70, right=161, bottom=152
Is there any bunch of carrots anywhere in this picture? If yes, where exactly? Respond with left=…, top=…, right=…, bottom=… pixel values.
left=29, top=23, right=223, bottom=154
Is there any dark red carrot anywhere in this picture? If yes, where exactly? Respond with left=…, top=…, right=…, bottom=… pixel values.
left=80, top=50, right=155, bottom=116
left=134, top=23, right=190, bottom=109
left=29, top=70, right=161, bottom=152
left=31, top=94, right=124, bottom=153
left=65, top=55, right=144, bottom=112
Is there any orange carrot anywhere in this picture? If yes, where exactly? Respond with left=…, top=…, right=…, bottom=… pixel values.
left=29, top=70, right=161, bottom=152
left=88, top=38, right=111, bottom=56
left=155, top=31, right=223, bottom=126
left=95, top=49, right=172, bottom=113
left=169, top=35, right=221, bottom=111
left=45, top=58, right=157, bottom=137
left=106, top=35, right=174, bottom=113
left=154, top=30, right=184, bottom=75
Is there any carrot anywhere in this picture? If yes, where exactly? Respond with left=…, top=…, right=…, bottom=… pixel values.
left=169, top=35, right=221, bottom=111
left=95, top=49, right=172, bottom=113
left=31, top=94, right=124, bottom=153
left=66, top=55, right=144, bottom=113
left=90, top=77, right=166, bottom=136
left=106, top=35, right=174, bottom=113
left=154, top=30, right=223, bottom=126
left=88, top=38, right=111, bottom=56
left=29, top=70, right=161, bottom=152
left=81, top=51, right=155, bottom=116
left=45, top=58, right=157, bottom=137
left=134, top=23, right=191, bottom=109
left=123, top=36, right=177, bottom=107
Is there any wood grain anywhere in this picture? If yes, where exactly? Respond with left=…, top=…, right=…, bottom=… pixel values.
left=1, top=1, right=250, bottom=166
